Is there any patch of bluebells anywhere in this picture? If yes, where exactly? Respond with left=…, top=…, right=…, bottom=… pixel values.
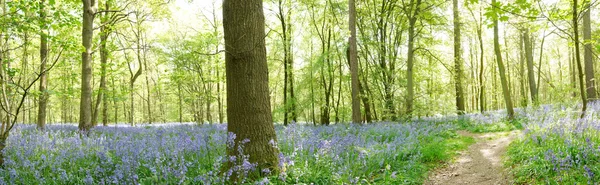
left=507, top=103, right=600, bottom=184
left=0, top=121, right=457, bottom=184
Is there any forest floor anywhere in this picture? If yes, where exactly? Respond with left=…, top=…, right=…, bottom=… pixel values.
left=425, top=130, right=521, bottom=185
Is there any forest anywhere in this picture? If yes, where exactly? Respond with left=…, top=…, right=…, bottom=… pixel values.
left=0, top=0, right=599, bottom=184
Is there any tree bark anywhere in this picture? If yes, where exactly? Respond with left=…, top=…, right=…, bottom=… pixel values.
left=519, top=31, right=527, bottom=107
left=223, top=0, right=280, bottom=178
left=348, top=0, right=361, bottom=123
left=37, top=0, right=49, bottom=131
left=453, top=0, right=465, bottom=115
left=477, top=10, right=485, bottom=112
left=573, top=0, right=587, bottom=116
left=583, top=3, right=596, bottom=101
left=492, top=0, right=514, bottom=119
left=79, top=0, right=96, bottom=132
left=405, top=0, right=421, bottom=118
left=178, top=83, right=183, bottom=123
left=93, top=0, right=111, bottom=126
left=523, top=29, right=538, bottom=105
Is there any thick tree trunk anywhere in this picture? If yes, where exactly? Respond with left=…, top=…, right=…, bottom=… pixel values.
left=583, top=5, right=596, bottom=101
left=405, top=0, right=421, bottom=118
left=79, top=0, right=96, bottom=132
left=453, top=0, right=465, bottom=115
left=37, top=0, right=49, bottom=130
left=223, top=0, right=279, bottom=177
left=573, top=0, right=587, bottom=116
left=349, top=0, right=361, bottom=123
left=492, top=0, right=514, bottom=119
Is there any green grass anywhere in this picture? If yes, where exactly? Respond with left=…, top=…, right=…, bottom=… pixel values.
left=506, top=131, right=600, bottom=184
left=456, top=117, right=523, bottom=133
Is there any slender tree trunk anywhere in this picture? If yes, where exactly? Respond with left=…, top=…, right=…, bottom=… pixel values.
left=223, top=0, right=280, bottom=177
left=453, top=0, right=465, bottom=115
left=217, top=68, right=223, bottom=123
left=310, top=43, right=316, bottom=125
left=523, top=30, right=538, bottom=105
left=573, top=0, right=587, bottom=116
left=278, top=0, right=296, bottom=125
left=143, top=49, right=152, bottom=124
left=37, top=0, right=49, bottom=130
left=519, top=32, right=527, bottom=107
left=492, top=0, right=514, bottom=119
left=178, top=83, right=183, bottom=123
left=406, top=22, right=416, bottom=118
left=130, top=82, right=135, bottom=125
left=583, top=3, right=596, bottom=101
left=93, top=0, right=111, bottom=126
left=477, top=17, right=485, bottom=112
left=570, top=47, right=577, bottom=98
left=320, top=28, right=332, bottom=126
left=349, top=0, right=361, bottom=123
left=79, top=0, right=96, bottom=132
left=536, top=33, right=546, bottom=102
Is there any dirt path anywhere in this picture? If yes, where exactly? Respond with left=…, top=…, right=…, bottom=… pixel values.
left=425, top=130, right=521, bottom=185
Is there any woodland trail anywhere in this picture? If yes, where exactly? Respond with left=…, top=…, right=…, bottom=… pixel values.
left=425, top=130, right=521, bottom=185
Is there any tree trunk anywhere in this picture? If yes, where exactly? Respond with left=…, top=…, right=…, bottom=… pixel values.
left=405, top=0, right=421, bottom=118
left=492, top=0, right=514, bottom=119
left=223, top=0, right=280, bottom=177
left=519, top=32, right=527, bottom=107
left=523, top=30, right=538, bottom=105
left=536, top=33, right=546, bottom=103
left=93, top=0, right=111, bottom=126
left=130, top=82, right=135, bottom=126
left=570, top=47, right=577, bottom=98
left=217, top=67, right=223, bottom=123
left=348, top=0, right=361, bottom=123
left=453, top=0, right=465, bottom=115
left=178, top=83, right=183, bottom=123
left=573, top=0, right=587, bottom=116
left=79, top=0, right=96, bottom=132
left=583, top=4, right=596, bottom=101
left=143, top=49, right=152, bottom=124
left=477, top=10, right=485, bottom=113
left=37, top=0, right=49, bottom=130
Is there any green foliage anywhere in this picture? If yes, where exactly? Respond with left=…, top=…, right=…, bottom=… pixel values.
left=456, top=116, right=522, bottom=133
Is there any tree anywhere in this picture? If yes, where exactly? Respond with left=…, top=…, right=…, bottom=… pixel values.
left=583, top=0, right=596, bottom=102
left=404, top=0, right=422, bottom=118
left=37, top=0, right=49, bottom=130
left=467, top=1, right=485, bottom=112
left=79, top=0, right=96, bottom=132
left=348, top=0, right=361, bottom=123
left=453, top=0, right=465, bottom=115
left=92, top=0, right=113, bottom=127
left=276, top=0, right=297, bottom=126
left=491, top=0, right=514, bottom=119
left=222, top=0, right=279, bottom=178
left=572, top=0, right=587, bottom=116
left=523, top=29, right=538, bottom=104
